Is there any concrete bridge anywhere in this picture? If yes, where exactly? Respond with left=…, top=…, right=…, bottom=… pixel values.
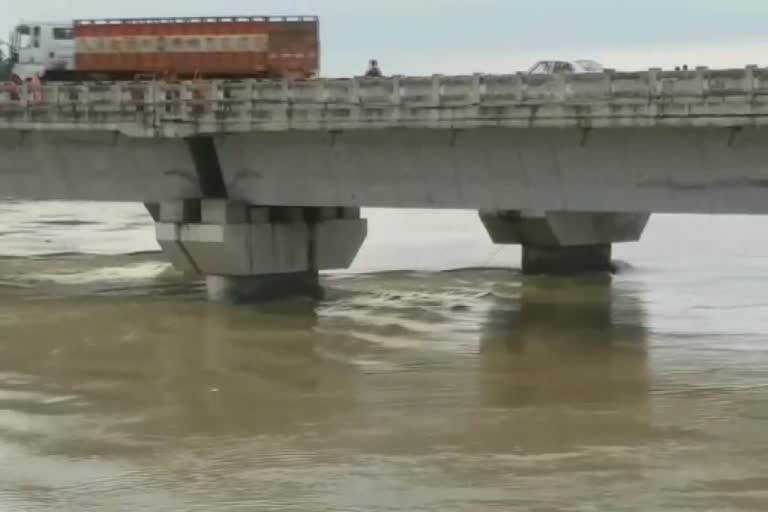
left=1, top=66, right=767, bottom=300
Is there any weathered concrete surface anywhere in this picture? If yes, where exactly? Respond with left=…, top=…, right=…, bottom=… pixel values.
left=159, top=218, right=367, bottom=276
left=480, top=211, right=650, bottom=246
left=0, top=131, right=200, bottom=201
left=480, top=211, right=649, bottom=274
left=213, top=127, right=768, bottom=214
left=3, top=67, right=768, bottom=135
left=159, top=199, right=202, bottom=223
left=155, top=200, right=367, bottom=302
left=6, top=126, right=768, bottom=214
left=3, top=69, right=768, bottom=213
left=177, top=223, right=315, bottom=276
left=155, top=222, right=200, bottom=275
left=144, top=202, right=160, bottom=222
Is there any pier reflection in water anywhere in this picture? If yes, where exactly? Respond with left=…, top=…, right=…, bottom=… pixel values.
left=478, top=277, right=651, bottom=449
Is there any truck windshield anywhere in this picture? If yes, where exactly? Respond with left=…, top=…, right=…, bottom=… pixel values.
left=14, top=25, right=32, bottom=49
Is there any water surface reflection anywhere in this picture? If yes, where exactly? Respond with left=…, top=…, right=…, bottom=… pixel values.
left=0, top=265, right=766, bottom=510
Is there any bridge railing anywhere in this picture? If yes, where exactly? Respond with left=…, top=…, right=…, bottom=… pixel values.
left=2, top=66, right=768, bottom=131
left=0, top=81, right=156, bottom=125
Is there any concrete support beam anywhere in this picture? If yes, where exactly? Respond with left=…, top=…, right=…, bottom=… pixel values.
left=155, top=222, right=200, bottom=275
left=156, top=200, right=367, bottom=302
left=159, top=199, right=202, bottom=223
left=201, top=199, right=248, bottom=224
left=480, top=211, right=649, bottom=275
left=144, top=202, right=160, bottom=222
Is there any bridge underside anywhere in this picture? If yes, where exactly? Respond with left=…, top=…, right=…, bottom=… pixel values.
left=1, top=126, right=768, bottom=214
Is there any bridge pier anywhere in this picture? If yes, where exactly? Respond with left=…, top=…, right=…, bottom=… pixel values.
left=480, top=211, right=650, bottom=275
left=522, top=244, right=613, bottom=275
left=155, top=200, right=367, bottom=303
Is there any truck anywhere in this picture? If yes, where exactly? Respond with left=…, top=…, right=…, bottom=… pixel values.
left=0, top=15, right=320, bottom=82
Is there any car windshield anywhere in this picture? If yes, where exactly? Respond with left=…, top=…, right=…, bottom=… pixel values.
left=574, top=60, right=604, bottom=72
left=528, top=62, right=550, bottom=74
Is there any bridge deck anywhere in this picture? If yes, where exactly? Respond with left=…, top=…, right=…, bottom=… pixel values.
left=1, top=67, right=767, bottom=137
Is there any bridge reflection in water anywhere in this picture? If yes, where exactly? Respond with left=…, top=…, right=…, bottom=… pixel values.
left=3, top=262, right=767, bottom=510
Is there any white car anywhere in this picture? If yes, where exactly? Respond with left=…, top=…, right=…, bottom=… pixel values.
left=528, top=60, right=605, bottom=74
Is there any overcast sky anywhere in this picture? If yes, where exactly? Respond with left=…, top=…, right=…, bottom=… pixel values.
left=5, top=1, right=768, bottom=75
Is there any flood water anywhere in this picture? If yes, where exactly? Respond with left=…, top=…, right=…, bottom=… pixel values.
left=1, top=202, right=768, bottom=511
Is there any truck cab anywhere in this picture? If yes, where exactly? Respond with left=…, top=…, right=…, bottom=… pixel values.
left=7, top=21, right=75, bottom=80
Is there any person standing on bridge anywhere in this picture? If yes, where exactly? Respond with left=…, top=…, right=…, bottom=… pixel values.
left=365, top=59, right=383, bottom=78
left=30, top=74, right=42, bottom=104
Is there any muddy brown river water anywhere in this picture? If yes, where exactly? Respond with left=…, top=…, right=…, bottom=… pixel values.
left=0, top=203, right=767, bottom=511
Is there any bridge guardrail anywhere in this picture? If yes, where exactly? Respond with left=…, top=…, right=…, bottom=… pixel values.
left=2, top=66, right=768, bottom=135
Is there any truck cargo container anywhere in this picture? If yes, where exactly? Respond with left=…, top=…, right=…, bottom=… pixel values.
left=2, top=15, right=320, bottom=82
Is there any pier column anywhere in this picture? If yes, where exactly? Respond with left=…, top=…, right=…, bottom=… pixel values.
left=156, top=200, right=367, bottom=302
left=480, top=211, right=650, bottom=275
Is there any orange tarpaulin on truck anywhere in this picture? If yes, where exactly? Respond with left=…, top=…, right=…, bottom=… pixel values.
left=73, top=16, right=319, bottom=79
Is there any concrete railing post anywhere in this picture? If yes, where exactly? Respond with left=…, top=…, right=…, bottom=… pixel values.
left=557, top=73, right=569, bottom=102
left=111, top=83, right=122, bottom=120
left=603, top=69, right=615, bottom=101
left=514, top=72, right=526, bottom=103
left=391, top=76, right=402, bottom=123
left=471, top=73, right=482, bottom=104
left=81, top=83, right=90, bottom=124
left=696, top=66, right=709, bottom=97
left=431, top=75, right=442, bottom=107
left=20, top=82, right=29, bottom=123
left=391, top=76, right=401, bottom=104
left=150, top=81, right=161, bottom=129
left=745, top=65, right=757, bottom=103
left=350, top=77, right=361, bottom=105
left=647, top=68, right=661, bottom=99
